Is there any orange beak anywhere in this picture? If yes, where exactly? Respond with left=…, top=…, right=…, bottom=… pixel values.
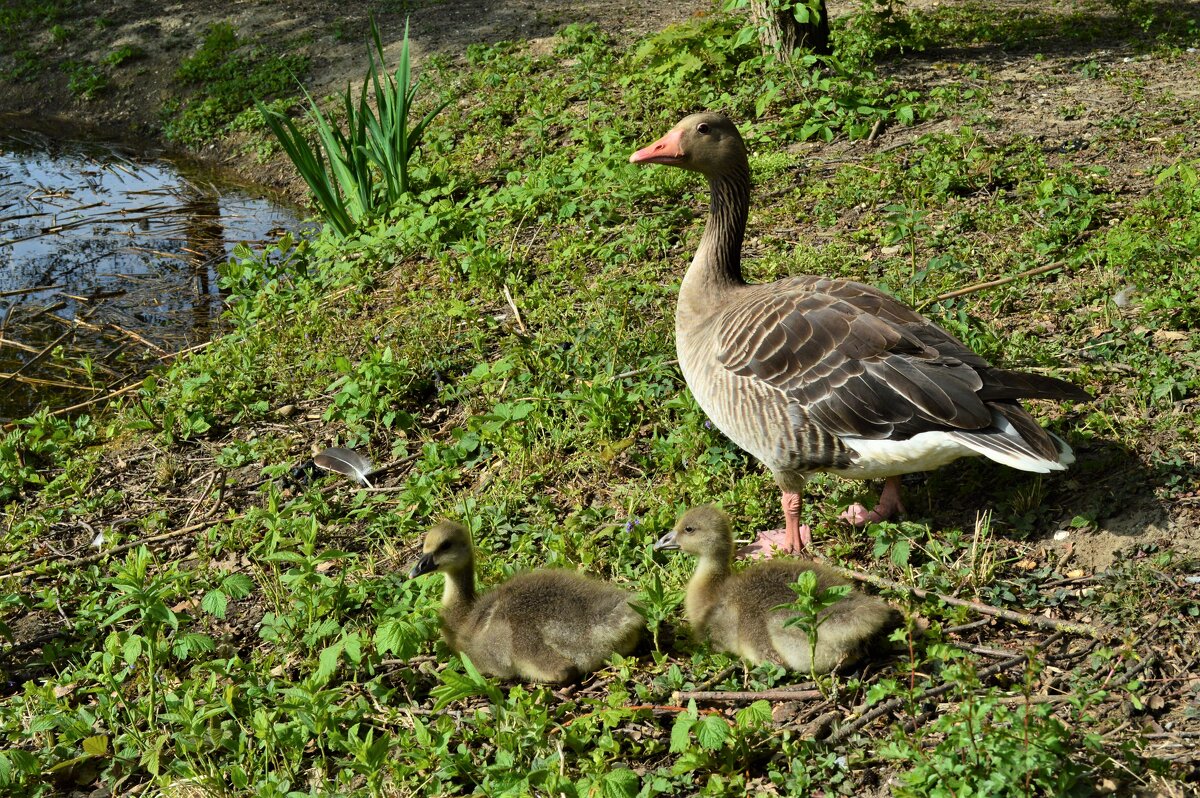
left=629, top=126, right=685, bottom=165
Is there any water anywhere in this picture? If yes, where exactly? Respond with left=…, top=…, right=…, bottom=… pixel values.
left=0, top=132, right=303, bottom=422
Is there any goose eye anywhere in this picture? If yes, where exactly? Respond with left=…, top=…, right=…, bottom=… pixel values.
left=436, top=540, right=453, bottom=553
left=696, top=122, right=710, bottom=135
left=684, top=526, right=695, bottom=533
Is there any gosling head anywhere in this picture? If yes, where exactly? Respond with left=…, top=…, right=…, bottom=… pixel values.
left=409, top=520, right=474, bottom=578
left=629, top=113, right=747, bottom=178
left=653, top=505, right=735, bottom=559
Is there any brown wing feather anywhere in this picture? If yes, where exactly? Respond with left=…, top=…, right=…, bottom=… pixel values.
left=715, top=276, right=1085, bottom=441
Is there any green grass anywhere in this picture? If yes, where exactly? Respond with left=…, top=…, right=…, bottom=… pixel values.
left=164, top=22, right=310, bottom=146
left=1, top=1, right=1199, bottom=796
left=0, top=1, right=114, bottom=85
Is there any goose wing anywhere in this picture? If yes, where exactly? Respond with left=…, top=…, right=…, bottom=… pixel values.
left=715, top=276, right=1025, bottom=440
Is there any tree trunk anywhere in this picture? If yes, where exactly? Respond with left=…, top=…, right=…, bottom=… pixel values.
left=748, top=0, right=831, bottom=57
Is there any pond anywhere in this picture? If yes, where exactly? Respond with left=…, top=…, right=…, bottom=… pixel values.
left=0, top=130, right=303, bottom=423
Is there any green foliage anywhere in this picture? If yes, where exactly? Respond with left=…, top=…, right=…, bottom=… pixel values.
left=324, top=346, right=419, bottom=446
left=166, top=22, right=308, bottom=145
left=776, top=569, right=853, bottom=678
left=0, top=411, right=95, bottom=504
left=258, top=19, right=450, bottom=237
left=884, top=686, right=1087, bottom=796
left=103, top=44, right=145, bottom=67
left=62, top=59, right=106, bottom=98
left=620, top=13, right=922, bottom=141
left=1, top=2, right=1197, bottom=795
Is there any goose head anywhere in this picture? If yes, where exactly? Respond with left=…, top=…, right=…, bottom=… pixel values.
left=409, top=520, right=474, bottom=578
left=629, top=113, right=747, bottom=177
left=653, top=505, right=735, bottom=560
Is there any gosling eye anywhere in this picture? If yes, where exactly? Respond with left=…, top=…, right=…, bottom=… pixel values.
left=696, top=122, right=710, bottom=135
left=436, top=540, right=454, bottom=554
left=684, top=525, right=695, bottom=533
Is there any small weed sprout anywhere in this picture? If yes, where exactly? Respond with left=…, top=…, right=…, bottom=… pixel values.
left=777, top=569, right=853, bottom=680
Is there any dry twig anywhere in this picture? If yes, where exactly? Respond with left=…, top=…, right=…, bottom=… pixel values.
left=830, top=565, right=1113, bottom=640
left=0, top=513, right=243, bottom=580
left=827, top=632, right=1064, bottom=744
left=919, top=260, right=1067, bottom=309
left=672, top=688, right=823, bottom=703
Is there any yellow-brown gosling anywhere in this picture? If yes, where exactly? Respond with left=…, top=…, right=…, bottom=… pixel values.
left=654, top=506, right=900, bottom=673
left=409, top=520, right=644, bottom=683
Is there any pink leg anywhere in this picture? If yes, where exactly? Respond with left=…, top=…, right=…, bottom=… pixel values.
left=738, top=490, right=811, bottom=559
left=839, top=476, right=906, bottom=527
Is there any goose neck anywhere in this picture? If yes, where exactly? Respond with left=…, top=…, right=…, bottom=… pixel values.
left=685, top=165, right=750, bottom=298
left=686, top=551, right=733, bottom=625
left=440, top=565, right=476, bottom=619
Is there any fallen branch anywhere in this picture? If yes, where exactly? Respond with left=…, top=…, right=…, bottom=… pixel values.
left=942, top=618, right=992, bottom=635
left=0, top=284, right=65, bottom=299
left=1142, top=731, right=1200, bottom=740
left=827, top=632, right=1063, bottom=744
left=614, top=359, right=678, bottom=380
left=46, top=379, right=145, bottom=418
left=672, top=688, right=822, bottom=703
left=866, top=118, right=886, bottom=145
left=830, top=565, right=1113, bottom=640
left=694, top=664, right=738, bottom=692
left=0, top=513, right=243, bottom=580
left=919, top=260, right=1067, bottom=309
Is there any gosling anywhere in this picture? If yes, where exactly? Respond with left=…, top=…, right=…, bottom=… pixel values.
left=654, top=506, right=900, bottom=673
left=409, top=520, right=645, bottom=683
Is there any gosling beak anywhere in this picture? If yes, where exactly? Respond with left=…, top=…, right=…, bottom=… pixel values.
left=408, top=553, right=437, bottom=578
left=630, top=126, right=685, bottom=165
left=653, top=530, right=680, bottom=551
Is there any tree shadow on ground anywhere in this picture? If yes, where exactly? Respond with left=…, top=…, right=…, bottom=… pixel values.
left=874, top=0, right=1200, bottom=66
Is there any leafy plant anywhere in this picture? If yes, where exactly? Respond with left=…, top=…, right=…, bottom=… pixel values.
left=776, top=569, right=852, bottom=679
left=63, top=59, right=106, bottom=98
left=103, top=44, right=145, bottom=67
left=323, top=346, right=420, bottom=445
left=258, top=19, right=450, bottom=237
left=884, top=688, right=1088, bottom=796
left=167, top=22, right=307, bottom=145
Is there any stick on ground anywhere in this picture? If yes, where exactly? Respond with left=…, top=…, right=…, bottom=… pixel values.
left=830, top=565, right=1113, bottom=640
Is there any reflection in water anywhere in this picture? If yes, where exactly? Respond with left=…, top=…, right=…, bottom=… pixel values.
left=0, top=133, right=302, bottom=421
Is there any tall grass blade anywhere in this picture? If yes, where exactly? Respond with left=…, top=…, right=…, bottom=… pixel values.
left=258, top=16, right=451, bottom=237
left=256, top=99, right=355, bottom=237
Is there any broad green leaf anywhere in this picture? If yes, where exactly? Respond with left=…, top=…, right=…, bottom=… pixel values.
left=343, top=632, right=363, bottom=663
left=669, top=713, right=695, bottom=753
left=122, top=635, right=143, bottom=666
left=173, top=633, right=215, bottom=660
left=695, top=714, right=730, bottom=751
left=735, top=700, right=772, bottom=728
left=316, top=640, right=343, bottom=683
left=81, top=735, right=108, bottom=757
left=200, top=589, right=228, bottom=618
left=600, top=768, right=640, bottom=798
left=373, top=617, right=408, bottom=656
left=222, top=572, right=254, bottom=599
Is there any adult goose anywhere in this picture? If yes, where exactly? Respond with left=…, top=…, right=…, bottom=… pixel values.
left=631, top=113, right=1090, bottom=556
left=654, top=506, right=900, bottom=673
left=409, top=521, right=644, bottom=682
